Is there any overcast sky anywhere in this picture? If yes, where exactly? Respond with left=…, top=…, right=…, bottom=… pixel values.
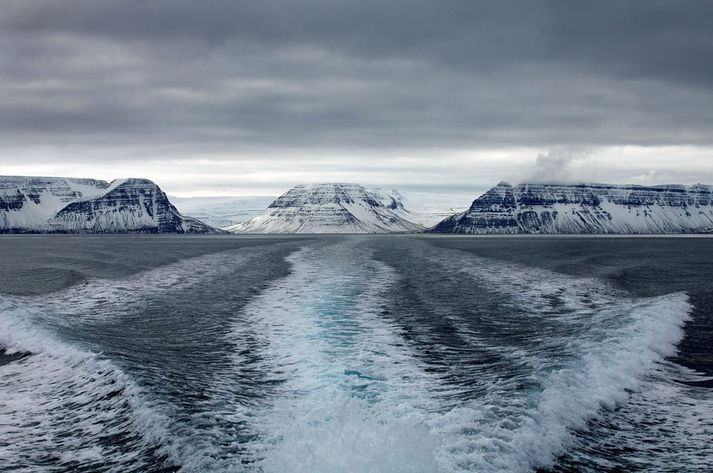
left=1, top=0, right=713, bottom=196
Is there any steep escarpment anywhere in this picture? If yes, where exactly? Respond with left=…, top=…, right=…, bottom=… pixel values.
left=0, top=176, right=215, bottom=233
left=430, top=182, right=713, bottom=234
left=226, top=183, right=423, bottom=233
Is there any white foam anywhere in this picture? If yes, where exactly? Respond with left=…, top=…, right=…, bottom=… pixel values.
left=413, top=244, right=696, bottom=472
left=438, top=250, right=621, bottom=317
left=1, top=239, right=702, bottom=472
left=226, top=240, right=444, bottom=472
left=11, top=246, right=265, bottom=327
left=218, top=239, right=697, bottom=472
left=578, top=359, right=713, bottom=470
left=0, top=243, right=295, bottom=473
left=260, top=395, right=439, bottom=473
left=0, top=298, right=180, bottom=471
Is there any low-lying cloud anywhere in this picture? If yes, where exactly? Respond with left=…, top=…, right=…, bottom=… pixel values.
left=522, top=148, right=592, bottom=184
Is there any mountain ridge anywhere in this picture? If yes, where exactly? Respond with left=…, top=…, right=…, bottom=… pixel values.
left=430, top=181, right=713, bottom=234
left=0, top=176, right=216, bottom=233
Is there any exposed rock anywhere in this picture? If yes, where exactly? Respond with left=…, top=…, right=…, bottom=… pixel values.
left=226, top=183, right=423, bottom=233
left=0, top=176, right=215, bottom=233
left=430, top=182, right=713, bottom=234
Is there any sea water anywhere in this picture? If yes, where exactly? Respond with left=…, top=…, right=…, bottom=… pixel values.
left=0, top=235, right=711, bottom=472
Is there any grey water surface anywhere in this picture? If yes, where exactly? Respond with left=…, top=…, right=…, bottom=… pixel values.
left=1, top=235, right=711, bottom=472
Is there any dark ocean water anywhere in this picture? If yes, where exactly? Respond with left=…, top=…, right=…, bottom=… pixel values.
left=0, top=235, right=711, bottom=472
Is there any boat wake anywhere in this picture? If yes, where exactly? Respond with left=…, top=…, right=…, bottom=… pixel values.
left=0, top=238, right=707, bottom=472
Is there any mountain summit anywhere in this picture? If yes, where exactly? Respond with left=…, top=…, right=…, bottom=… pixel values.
left=0, top=176, right=215, bottom=233
left=226, top=183, right=423, bottom=233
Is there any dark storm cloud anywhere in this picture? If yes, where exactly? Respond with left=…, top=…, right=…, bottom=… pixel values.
left=2, top=0, right=713, bottom=155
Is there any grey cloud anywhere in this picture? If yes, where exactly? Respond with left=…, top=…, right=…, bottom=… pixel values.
left=6, top=1, right=713, bottom=82
left=1, top=1, right=713, bottom=162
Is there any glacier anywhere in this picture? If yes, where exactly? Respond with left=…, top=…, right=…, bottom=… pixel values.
left=171, top=195, right=277, bottom=229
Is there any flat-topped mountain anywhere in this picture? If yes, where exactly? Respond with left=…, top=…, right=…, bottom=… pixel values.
left=0, top=176, right=215, bottom=233
left=226, top=183, right=423, bottom=233
left=430, top=182, right=713, bottom=234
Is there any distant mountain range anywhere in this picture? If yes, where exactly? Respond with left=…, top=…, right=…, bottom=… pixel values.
left=170, top=195, right=276, bottom=229
left=430, top=182, right=713, bottom=234
left=3, top=176, right=713, bottom=234
left=0, top=176, right=215, bottom=233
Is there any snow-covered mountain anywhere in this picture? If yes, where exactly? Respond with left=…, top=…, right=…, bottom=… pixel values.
left=0, top=176, right=109, bottom=230
left=172, top=190, right=470, bottom=229
left=226, top=183, right=423, bottom=233
left=0, top=176, right=215, bottom=233
left=430, top=182, right=713, bottom=234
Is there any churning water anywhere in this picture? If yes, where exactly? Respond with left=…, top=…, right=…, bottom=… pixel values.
left=0, top=235, right=711, bottom=472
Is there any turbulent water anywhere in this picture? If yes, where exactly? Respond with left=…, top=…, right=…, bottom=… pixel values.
left=1, top=235, right=712, bottom=472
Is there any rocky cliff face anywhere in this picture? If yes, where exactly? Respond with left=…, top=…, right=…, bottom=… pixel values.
left=430, top=182, right=713, bottom=234
left=0, top=176, right=109, bottom=231
left=226, top=183, right=423, bottom=233
left=0, top=176, right=215, bottom=233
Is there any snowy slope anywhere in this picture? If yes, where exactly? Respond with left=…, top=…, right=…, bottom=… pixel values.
left=0, top=176, right=109, bottom=231
left=226, top=183, right=423, bottom=233
left=430, top=182, right=713, bottom=234
left=172, top=190, right=469, bottom=230
left=49, top=178, right=216, bottom=233
left=0, top=176, right=216, bottom=233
